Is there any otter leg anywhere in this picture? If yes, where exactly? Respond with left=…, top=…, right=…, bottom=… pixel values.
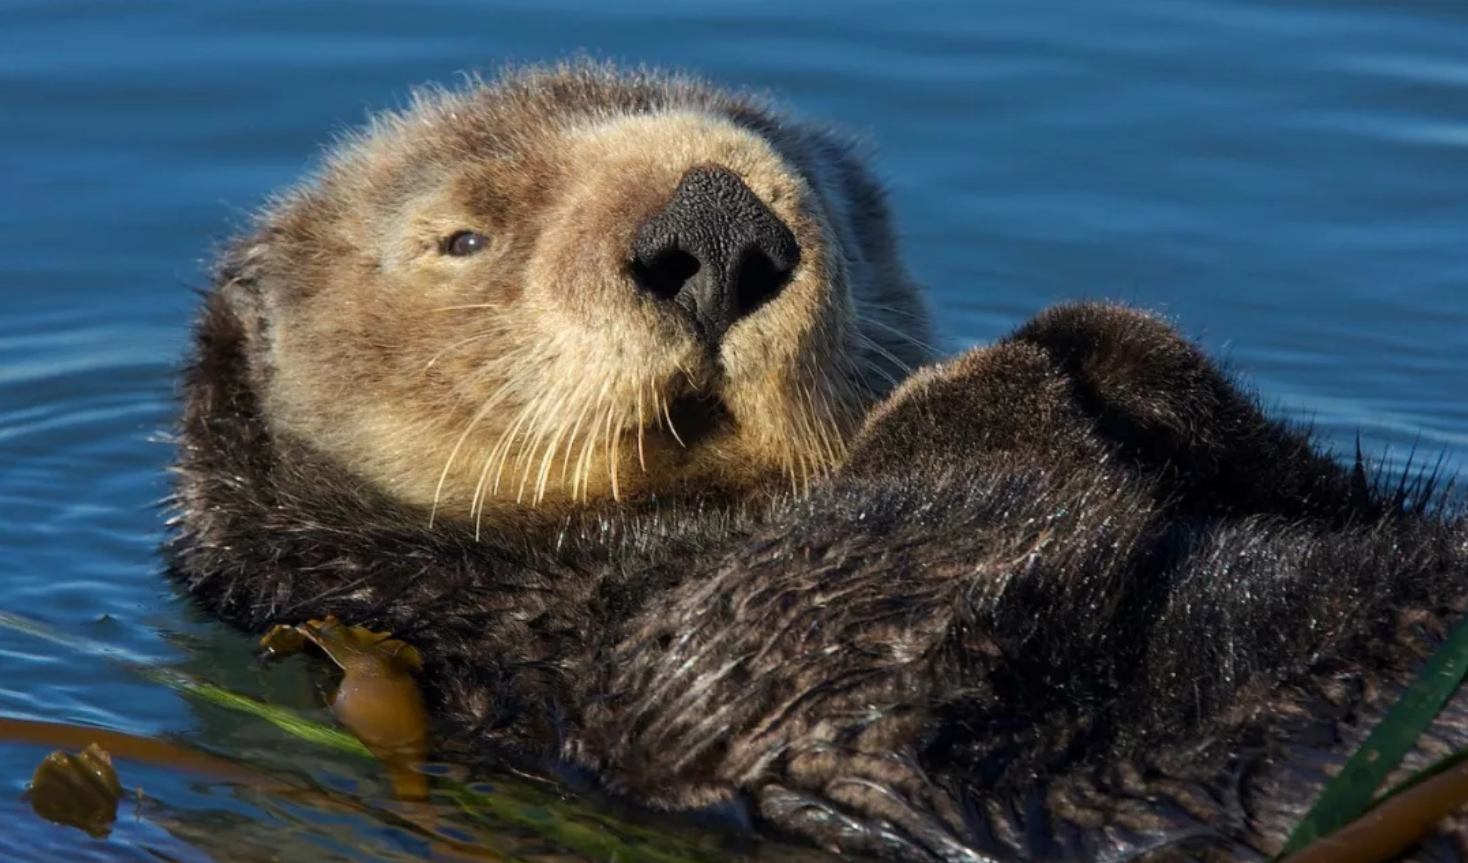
left=1004, top=302, right=1374, bottom=523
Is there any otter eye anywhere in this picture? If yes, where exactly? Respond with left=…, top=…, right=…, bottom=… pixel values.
left=442, top=231, right=489, bottom=257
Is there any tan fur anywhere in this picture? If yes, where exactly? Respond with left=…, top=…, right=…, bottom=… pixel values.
left=220, top=65, right=934, bottom=529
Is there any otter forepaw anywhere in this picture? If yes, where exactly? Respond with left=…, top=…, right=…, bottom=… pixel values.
left=842, top=340, right=1103, bottom=480
left=1005, top=302, right=1226, bottom=438
left=1008, top=302, right=1380, bottom=521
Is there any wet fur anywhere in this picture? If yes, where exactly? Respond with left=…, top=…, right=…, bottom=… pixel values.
left=170, top=68, right=1468, bottom=862
left=173, top=295, right=1468, bottom=861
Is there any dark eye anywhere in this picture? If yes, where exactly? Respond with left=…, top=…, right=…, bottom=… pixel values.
left=443, top=231, right=489, bottom=257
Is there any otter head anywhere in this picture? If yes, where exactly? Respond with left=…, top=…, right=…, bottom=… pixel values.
left=216, top=64, right=933, bottom=527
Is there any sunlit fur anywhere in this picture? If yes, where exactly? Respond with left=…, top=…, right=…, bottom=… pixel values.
left=212, top=65, right=932, bottom=531
left=171, top=63, right=1468, bottom=863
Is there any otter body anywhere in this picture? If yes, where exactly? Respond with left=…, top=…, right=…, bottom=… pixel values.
left=170, top=65, right=1468, bottom=861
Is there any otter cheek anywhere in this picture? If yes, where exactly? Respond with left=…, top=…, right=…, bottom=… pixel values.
left=523, top=201, right=697, bottom=389
left=720, top=216, right=846, bottom=389
left=715, top=243, right=861, bottom=488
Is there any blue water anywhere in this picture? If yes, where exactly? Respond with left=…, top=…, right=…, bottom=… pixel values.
left=1, top=0, right=1465, bottom=859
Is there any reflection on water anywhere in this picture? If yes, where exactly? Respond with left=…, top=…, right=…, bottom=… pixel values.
left=1, top=0, right=1466, bottom=859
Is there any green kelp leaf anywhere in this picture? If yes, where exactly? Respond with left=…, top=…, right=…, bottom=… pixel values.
left=1278, top=748, right=1468, bottom=863
left=0, top=609, right=371, bottom=758
left=1278, top=613, right=1468, bottom=857
left=143, top=666, right=373, bottom=757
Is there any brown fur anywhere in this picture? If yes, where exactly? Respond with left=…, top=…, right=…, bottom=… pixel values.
left=575, top=305, right=1467, bottom=861
left=170, top=63, right=1468, bottom=862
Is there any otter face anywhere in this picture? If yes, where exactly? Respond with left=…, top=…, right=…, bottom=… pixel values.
left=218, top=66, right=933, bottom=526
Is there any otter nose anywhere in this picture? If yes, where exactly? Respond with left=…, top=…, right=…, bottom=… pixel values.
left=630, top=165, right=799, bottom=343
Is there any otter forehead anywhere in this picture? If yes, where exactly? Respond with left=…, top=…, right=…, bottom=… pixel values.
left=322, top=68, right=781, bottom=188
left=337, top=102, right=801, bottom=220
left=269, top=82, right=810, bottom=285
left=378, top=66, right=777, bottom=158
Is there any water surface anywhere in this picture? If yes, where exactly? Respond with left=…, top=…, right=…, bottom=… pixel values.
left=2, top=0, right=1466, bottom=859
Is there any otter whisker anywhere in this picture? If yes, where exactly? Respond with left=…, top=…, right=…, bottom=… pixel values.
left=518, top=383, right=574, bottom=504
left=423, top=330, right=499, bottom=370
left=635, top=386, right=648, bottom=473
left=490, top=389, right=549, bottom=499
left=802, top=380, right=845, bottom=473
left=558, top=390, right=598, bottom=488
left=853, top=354, right=905, bottom=393
left=779, top=395, right=810, bottom=496
left=472, top=387, right=548, bottom=534
left=471, top=406, right=524, bottom=536
left=427, top=304, right=503, bottom=313
left=790, top=384, right=816, bottom=492
left=572, top=390, right=608, bottom=501
left=801, top=380, right=833, bottom=470
left=861, top=302, right=932, bottom=323
left=540, top=373, right=606, bottom=503
left=858, top=313, right=940, bottom=357
left=429, top=382, right=516, bottom=529
left=832, top=361, right=869, bottom=432
left=613, top=423, right=627, bottom=499
left=525, top=373, right=599, bottom=504
left=794, top=367, right=845, bottom=492
left=853, top=331, right=913, bottom=385
left=661, top=393, right=687, bottom=449
left=531, top=404, right=574, bottom=505
left=604, top=404, right=622, bottom=501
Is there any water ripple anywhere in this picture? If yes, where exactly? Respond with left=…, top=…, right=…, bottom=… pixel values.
left=1, top=0, right=1465, bottom=858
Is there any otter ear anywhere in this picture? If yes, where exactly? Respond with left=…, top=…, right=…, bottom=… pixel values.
left=211, top=231, right=279, bottom=344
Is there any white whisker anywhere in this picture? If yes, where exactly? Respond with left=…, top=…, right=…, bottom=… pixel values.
left=558, top=393, right=597, bottom=486
left=854, top=330, right=915, bottom=379
left=427, top=303, right=502, bottom=313
left=424, top=330, right=497, bottom=369
left=429, top=381, right=516, bottom=528
left=635, top=386, right=648, bottom=472
left=573, top=389, right=608, bottom=500
left=857, top=313, right=940, bottom=357
left=861, top=302, right=930, bottom=323
left=662, top=392, right=686, bottom=448
left=604, top=406, right=621, bottom=500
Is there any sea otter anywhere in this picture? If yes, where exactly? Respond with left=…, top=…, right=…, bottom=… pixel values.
left=169, top=64, right=1468, bottom=861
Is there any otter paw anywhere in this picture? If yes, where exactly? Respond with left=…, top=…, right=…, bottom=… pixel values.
left=842, top=340, right=1102, bottom=481
left=1008, top=302, right=1367, bottom=520
left=1005, top=303, right=1264, bottom=463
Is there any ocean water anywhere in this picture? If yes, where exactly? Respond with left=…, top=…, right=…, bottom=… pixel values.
left=1, top=0, right=1465, bottom=859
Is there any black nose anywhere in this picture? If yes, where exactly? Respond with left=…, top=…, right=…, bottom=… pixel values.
left=630, top=165, right=799, bottom=343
